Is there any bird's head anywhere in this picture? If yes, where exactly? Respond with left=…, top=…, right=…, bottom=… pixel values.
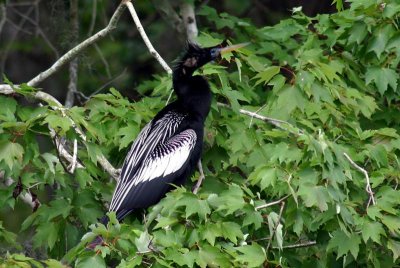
left=174, top=42, right=249, bottom=77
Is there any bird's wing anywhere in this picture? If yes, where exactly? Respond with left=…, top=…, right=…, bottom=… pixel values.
left=109, top=129, right=197, bottom=212
left=118, top=111, right=186, bottom=184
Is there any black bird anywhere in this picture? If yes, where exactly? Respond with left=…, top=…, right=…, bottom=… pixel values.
left=88, top=42, right=247, bottom=248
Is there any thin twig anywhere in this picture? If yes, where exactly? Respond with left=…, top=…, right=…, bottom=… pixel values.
left=273, top=240, right=317, bottom=249
left=343, top=152, right=376, bottom=206
left=255, top=195, right=290, bottom=210
left=266, top=201, right=285, bottom=252
left=125, top=1, right=172, bottom=75
left=9, top=5, right=59, bottom=58
left=95, top=44, right=112, bottom=78
left=192, top=160, right=205, bottom=194
left=248, top=103, right=267, bottom=128
left=217, top=102, right=302, bottom=135
left=87, top=0, right=97, bottom=37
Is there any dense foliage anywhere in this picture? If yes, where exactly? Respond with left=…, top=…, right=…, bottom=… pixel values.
left=1, top=0, right=400, bottom=266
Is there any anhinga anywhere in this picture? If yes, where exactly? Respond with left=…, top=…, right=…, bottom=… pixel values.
left=88, top=42, right=247, bottom=248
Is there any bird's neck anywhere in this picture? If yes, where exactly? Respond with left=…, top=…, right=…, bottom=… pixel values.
left=172, top=74, right=212, bottom=120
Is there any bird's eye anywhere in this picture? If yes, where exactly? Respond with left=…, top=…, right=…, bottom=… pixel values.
left=210, top=48, right=220, bottom=59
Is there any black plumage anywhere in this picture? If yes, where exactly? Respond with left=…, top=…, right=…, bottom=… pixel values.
left=88, top=42, right=247, bottom=249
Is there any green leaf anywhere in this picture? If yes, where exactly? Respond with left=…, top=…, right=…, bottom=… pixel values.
left=0, top=140, right=24, bottom=169
left=348, top=22, right=368, bottom=44
left=381, top=216, right=400, bottom=233
left=327, top=230, right=361, bottom=259
left=41, top=153, right=58, bottom=174
left=361, top=220, right=384, bottom=243
left=249, top=166, right=277, bottom=190
left=220, top=222, right=243, bottom=244
left=184, top=197, right=211, bottom=220
left=367, top=25, right=394, bottom=58
left=253, top=66, right=280, bottom=86
left=365, top=67, right=398, bottom=95
left=236, top=244, right=266, bottom=267
left=44, top=114, right=73, bottom=135
left=76, top=255, right=106, bottom=268
left=387, top=239, right=400, bottom=261
left=0, top=96, right=17, bottom=122
left=298, top=184, right=329, bottom=212
left=235, top=58, right=242, bottom=82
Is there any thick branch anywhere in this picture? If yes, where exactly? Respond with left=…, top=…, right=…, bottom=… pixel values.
left=125, top=1, right=172, bottom=75
left=343, top=152, right=376, bottom=206
left=180, top=2, right=198, bottom=42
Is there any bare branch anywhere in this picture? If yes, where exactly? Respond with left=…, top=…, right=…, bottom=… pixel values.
left=0, top=2, right=126, bottom=93
left=273, top=240, right=317, bottom=249
left=95, top=44, right=112, bottom=79
left=217, top=102, right=302, bottom=135
left=255, top=195, right=290, bottom=210
left=180, top=2, right=198, bottom=42
left=69, top=139, right=78, bottom=174
left=192, top=160, right=205, bottom=194
left=343, top=152, right=376, bottom=206
left=125, top=1, right=172, bottom=75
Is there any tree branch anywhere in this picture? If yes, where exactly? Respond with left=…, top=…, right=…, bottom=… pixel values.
left=192, top=160, right=205, bottom=194
left=0, top=2, right=126, bottom=93
left=125, top=1, right=172, bottom=75
left=180, top=2, right=198, bottom=42
left=273, top=240, right=317, bottom=249
left=216, top=102, right=302, bottom=135
left=343, top=152, right=376, bottom=206
left=255, top=195, right=290, bottom=210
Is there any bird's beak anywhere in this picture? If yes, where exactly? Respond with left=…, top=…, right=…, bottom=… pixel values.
left=219, top=42, right=250, bottom=55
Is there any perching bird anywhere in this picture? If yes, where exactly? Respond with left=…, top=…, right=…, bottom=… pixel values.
left=88, top=42, right=247, bottom=248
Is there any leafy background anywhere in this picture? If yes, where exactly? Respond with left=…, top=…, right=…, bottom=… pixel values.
left=1, top=0, right=400, bottom=267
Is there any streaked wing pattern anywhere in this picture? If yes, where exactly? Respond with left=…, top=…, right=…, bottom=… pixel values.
left=109, top=111, right=187, bottom=211
left=110, top=129, right=197, bottom=212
